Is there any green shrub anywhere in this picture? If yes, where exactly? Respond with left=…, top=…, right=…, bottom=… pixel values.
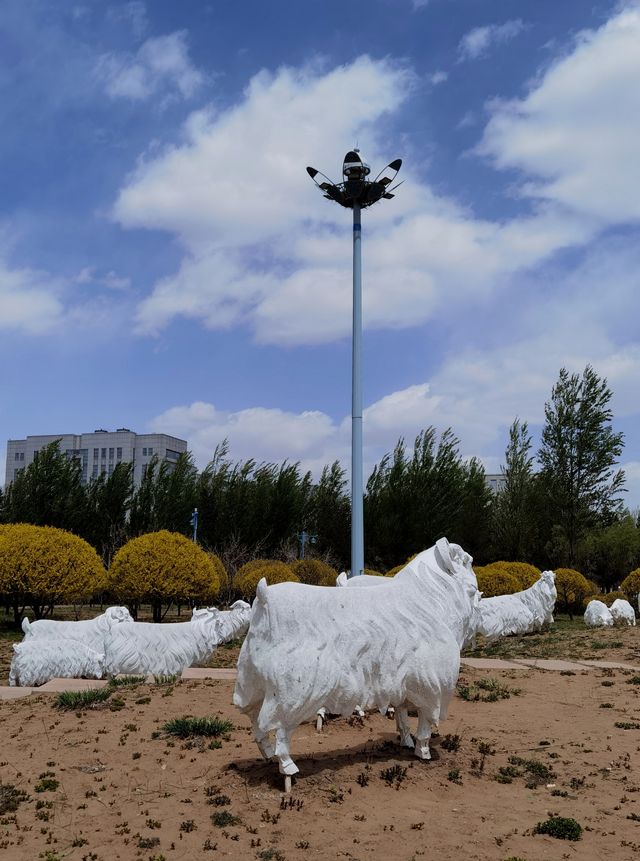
left=533, top=816, right=582, bottom=841
left=476, top=568, right=520, bottom=597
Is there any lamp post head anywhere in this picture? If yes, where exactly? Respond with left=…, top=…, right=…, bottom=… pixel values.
left=306, top=151, right=402, bottom=209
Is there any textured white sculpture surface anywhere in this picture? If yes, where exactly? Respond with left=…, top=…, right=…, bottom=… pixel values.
left=477, top=571, right=557, bottom=642
left=104, top=601, right=251, bottom=677
left=21, top=606, right=132, bottom=653
left=610, top=598, right=636, bottom=626
left=584, top=600, right=614, bottom=628
left=9, top=638, right=104, bottom=687
left=233, top=538, right=480, bottom=776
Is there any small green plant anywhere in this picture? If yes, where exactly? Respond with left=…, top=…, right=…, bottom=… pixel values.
left=626, top=676, right=640, bottom=685
left=146, top=819, right=161, bottom=829
left=34, top=778, right=59, bottom=793
left=615, top=721, right=640, bottom=730
left=447, top=769, right=462, bottom=784
left=0, top=783, right=29, bottom=815
left=495, top=766, right=519, bottom=783
left=108, top=675, right=146, bottom=688
left=508, top=756, right=554, bottom=785
left=356, top=771, right=369, bottom=787
left=180, top=819, right=196, bottom=832
left=109, top=696, right=125, bottom=711
left=256, top=849, right=285, bottom=861
left=380, top=764, right=407, bottom=787
left=54, top=688, right=111, bottom=710
left=441, top=734, right=461, bottom=752
left=551, top=789, right=569, bottom=797
left=457, top=677, right=519, bottom=702
left=295, top=841, right=310, bottom=849
left=162, top=717, right=234, bottom=739
left=137, top=835, right=160, bottom=849
left=154, top=674, right=179, bottom=686
left=211, top=810, right=241, bottom=827
left=602, top=680, right=615, bottom=687
left=533, top=816, right=582, bottom=841
left=600, top=702, right=614, bottom=708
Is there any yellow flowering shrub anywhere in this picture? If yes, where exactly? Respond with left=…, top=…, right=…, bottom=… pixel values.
left=207, top=552, right=228, bottom=590
left=554, top=567, right=591, bottom=617
left=290, top=559, right=338, bottom=587
left=108, top=530, right=220, bottom=621
left=0, top=523, right=105, bottom=618
left=475, top=568, right=520, bottom=598
left=599, top=590, right=628, bottom=607
left=487, top=561, right=541, bottom=590
left=385, top=564, right=405, bottom=577
left=363, top=568, right=383, bottom=577
left=234, top=560, right=299, bottom=599
left=621, top=569, right=640, bottom=602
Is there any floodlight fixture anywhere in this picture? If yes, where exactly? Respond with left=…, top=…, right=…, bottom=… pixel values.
left=306, top=150, right=402, bottom=578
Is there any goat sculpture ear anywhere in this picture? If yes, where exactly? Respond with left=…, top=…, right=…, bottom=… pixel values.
left=434, top=537, right=455, bottom=574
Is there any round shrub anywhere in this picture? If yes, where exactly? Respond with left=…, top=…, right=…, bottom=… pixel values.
left=290, top=559, right=338, bottom=587
left=475, top=568, right=520, bottom=598
left=207, top=552, right=229, bottom=590
left=533, top=816, right=582, bottom=841
left=598, top=590, right=627, bottom=607
left=234, top=560, right=299, bottom=599
left=621, top=568, right=640, bottom=602
left=108, top=530, right=220, bottom=621
left=0, top=523, right=105, bottom=619
left=487, top=561, right=541, bottom=590
left=554, top=567, right=591, bottom=618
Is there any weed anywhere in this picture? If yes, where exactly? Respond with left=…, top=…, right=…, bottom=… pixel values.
left=135, top=696, right=151, bottom=705
left=154, top=674, right=179, bottom=686
left=615, top=722, right=640, bottom=730
left=295, top=841, right=310, bottom=849
left=627, top=812, right=640, bottom=822
left=280, top=796, right=304, bottom=811
left=495, top=766, right=519, bottom=783
left=508, top=756, right=554, bottom=785
left=261, top=808, right=281, bottom=824
left=162, top=717, right=234, bottom=739
left=107, top=675, right=145, bottom=688
left=533, top=816, right=582, bottom=841
left=132, top=752, right=141, bottom=760
left=55, top=689, right=111, bottom=710
left=411, top=822, right=424, bottom=830
left=457, top=678, right=519, bottom=702
left=34, top=778, right=59, bottom=793
left=356, top=771, right=369, bottom=787
left=591, top=641, right=608, bottom=650
left=211, top=811, right=241, bottom=827
left=137, top=835, right=160, bottom=848
left=256, top=849, right=285, bottom=861
left=600, top=702, right=614, bottom=708
left=380, top=764, right=407, bottom=787
left=207, top=794, right=231, bottom=807
left=146, top=819, right=161, bottom=829
left=203, top=839, right=217, bottom=851
left=602, top=680, right=615, bottom=687
left=180, top=820, right=196, bottom=832
left=551, top=789, right=569, bottom=797
left=0, top=784, right=29, bottom=815
left=559, top=670, right=575, bottom=676
left=328, top=786, right=344, bottom=803
left=626, top=676, right=640, bottom=685
left=208, top=739, right=222, bottom=750
left=447, top=769, right=462, bottom=784
left=71, top=837, right=88, bottom=847
left=108, top=696, right=125, bottom=711
left=441, top=734, right=461, bottom=752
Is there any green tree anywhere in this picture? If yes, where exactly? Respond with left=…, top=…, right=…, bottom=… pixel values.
left=492, top=419, right=536, bottom=560
left=578, top=513, right=640, bottom=591
left=538, top=366, right=625, bottom=565
left=129, top=453, right=198, bottom=537
left=2, top=441, right=85, bottom=532
left=82, top=462, right=134, bottom=565
left=309, top=462, right=350, bottom=565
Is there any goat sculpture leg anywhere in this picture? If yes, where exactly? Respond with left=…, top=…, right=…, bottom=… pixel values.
left=275, top=726, right=299, bottom=776
left=395, top=706, right=414, bottom=748
left=253, top=719, right=276, bottom=760
left=414, top=709, right=433, bottom=760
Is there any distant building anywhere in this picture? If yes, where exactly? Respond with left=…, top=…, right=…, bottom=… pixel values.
left=5, top=429, right=187, bottom=488
left=485, top=473, right=507, bottom=493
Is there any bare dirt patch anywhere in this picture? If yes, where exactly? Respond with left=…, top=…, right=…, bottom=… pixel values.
left=3, top=664, right=640, bottom=860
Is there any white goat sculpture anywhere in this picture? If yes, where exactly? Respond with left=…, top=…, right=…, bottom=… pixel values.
left=104, top=601, right=250, bottom=677
left=21, top=606, right=132, bottom=653
left=610, top=598, right=636, bottom=626
left=584, top=599, right=614, bottom=628
left=234, top=538, right=480, bottom=780
left=10, top=638, right=105, bottom=687
left=477, top=571, right=557, bottom=642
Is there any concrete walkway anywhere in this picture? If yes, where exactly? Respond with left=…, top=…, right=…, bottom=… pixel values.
left=2, top=658, right=639, bottom=701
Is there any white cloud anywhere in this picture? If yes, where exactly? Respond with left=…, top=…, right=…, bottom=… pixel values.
left=75, top=267, right=130, bottom=291
left=0, top=259, right=64, bottom=334
left=96, top=30, right=203, bottom=101
left=429, top=70, right=448, bottom=85
left=458, top=19, right=525, bottom=61
left=107, top=2, right=148, bottom=37
left=478, top=6, right=640, bottom=223
left=115, top=56, right=598, bottom=345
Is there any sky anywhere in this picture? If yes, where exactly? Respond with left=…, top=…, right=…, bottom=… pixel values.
left=1, top=0, right=639, bottom=508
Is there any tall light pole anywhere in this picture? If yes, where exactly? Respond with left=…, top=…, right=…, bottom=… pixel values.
left=306, top=151, right=402, bottom=577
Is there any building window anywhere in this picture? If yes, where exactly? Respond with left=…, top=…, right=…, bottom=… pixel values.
left=109, top=448, right=114, bottom=460
left=93, top=448, right=99, bottom=459
left=15, top=452, right=20, bottom=461
left=101, top=448, right=106, bottom=458
left=116, top=447, right=122, bottom=459
left=20, top=452, right=24, bottom=461
left=142, top=447, right=147, bottom=456
left=148, top=447, right=153, bottom=455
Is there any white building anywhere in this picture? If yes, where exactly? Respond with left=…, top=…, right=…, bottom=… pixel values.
left=485, top=473, right=507, bottom=493
left=5, top=429, right=187, bottom=488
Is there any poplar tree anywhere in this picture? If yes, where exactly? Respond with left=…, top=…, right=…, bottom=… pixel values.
left=538, top=365, right=625, bottom=565
left=492, top=419, right=536, bottom=560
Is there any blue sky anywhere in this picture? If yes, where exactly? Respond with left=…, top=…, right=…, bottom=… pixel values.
left=2, top=0, right=640, bottom=508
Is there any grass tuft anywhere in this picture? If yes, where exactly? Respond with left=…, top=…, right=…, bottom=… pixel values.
left=54, top=688, right=111, bottom=710
left=162, top=716, right=234, bottom=739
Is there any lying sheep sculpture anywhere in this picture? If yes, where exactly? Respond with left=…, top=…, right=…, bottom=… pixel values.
left=21, top=606, right=132, bottom=653
left=104, top=601, right=251, bottom=677
left=584, top=600, right=614, bottom=628
left=9, top=638, right=105, bottom=687
left=477, top=571, right=557, bottom=642
left=233, top=538, right=480, bottom=780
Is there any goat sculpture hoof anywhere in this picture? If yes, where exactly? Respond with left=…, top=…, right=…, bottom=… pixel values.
left=414, top=741, right=431, bottom=760
left=278, top=757, right=299, bottom=776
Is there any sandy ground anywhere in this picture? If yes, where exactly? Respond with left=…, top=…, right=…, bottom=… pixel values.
left=3, top=655, right=640, bottom=860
